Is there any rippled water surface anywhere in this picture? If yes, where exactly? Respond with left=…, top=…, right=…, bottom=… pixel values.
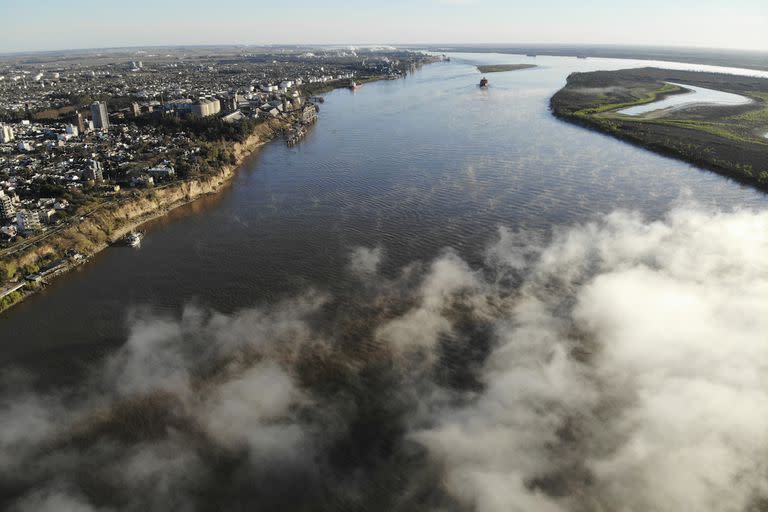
left=2, top=53, right=767, bottom=368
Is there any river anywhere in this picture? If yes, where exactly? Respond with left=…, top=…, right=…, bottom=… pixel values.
left=2, top=52, right=767, bottom=374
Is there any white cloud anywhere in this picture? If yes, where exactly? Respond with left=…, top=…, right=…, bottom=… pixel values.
left=348, top=245, right=384, bottom=278
left=2, top=204, right=768, bottom=510
left=413, top=205, right=768, bottom=511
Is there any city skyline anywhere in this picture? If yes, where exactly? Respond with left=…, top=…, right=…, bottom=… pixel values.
left=1, top=0, right=767, bottom=53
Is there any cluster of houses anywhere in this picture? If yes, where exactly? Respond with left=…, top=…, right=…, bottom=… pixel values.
left=0, top=188, right=70, bottom=237
left=152, top=71, right=350, bottom=122
left=0, top=48, right=437, bottom=245
left=0, top=45, right=431, bottom=127
left=0, top=117, right=188, bottom=241
left=0, top=71, right=325, bottom=242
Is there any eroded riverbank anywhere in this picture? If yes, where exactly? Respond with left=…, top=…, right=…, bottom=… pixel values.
left=0, top=119, right=287, bottom=313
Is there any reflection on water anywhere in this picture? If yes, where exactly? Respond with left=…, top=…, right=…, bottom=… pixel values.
left=1, top=53, right=767, bottom=370
left=618, top=81, right=753, bottom=116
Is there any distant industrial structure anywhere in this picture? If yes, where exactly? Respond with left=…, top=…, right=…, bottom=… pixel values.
left=162, top=97, right=221, bottom=117
left=90, top=101, right=109, bottom=131
left=191, top=98, right=221, bottom=117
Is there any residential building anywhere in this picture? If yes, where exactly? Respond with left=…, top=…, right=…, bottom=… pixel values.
left=72, top=111, right=85, bottom=133
left=0, top=123, right=14, bottom=143
left=145, top=164, right=175, bottom=179
left=40, top=209, right=56, bottom=224
left=16, top=209, right=42, bottom=234
left=0, top=190, right=15, bottom=221
left=90, top=101, right=109, bottom=131
left=0, top=225, right=16, bottom=239
left=0, top=124, right=14, bottom=143
left=83, top=160, right=103, bottom=181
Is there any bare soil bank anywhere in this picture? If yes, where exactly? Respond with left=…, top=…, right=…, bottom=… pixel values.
left=0, top=119, right=287, bottom=313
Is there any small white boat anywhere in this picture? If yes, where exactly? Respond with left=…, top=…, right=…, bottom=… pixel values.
left=125, top=231, right=143, bottom=247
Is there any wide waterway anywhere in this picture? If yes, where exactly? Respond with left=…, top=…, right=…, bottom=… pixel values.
left=2, top=53, right=767, bottom=374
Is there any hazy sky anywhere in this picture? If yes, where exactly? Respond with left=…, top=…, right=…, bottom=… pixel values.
left=1, top=0, right=766, bottom=53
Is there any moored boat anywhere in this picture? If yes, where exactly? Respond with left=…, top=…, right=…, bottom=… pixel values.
left=125, top=231, right=143, bottom=247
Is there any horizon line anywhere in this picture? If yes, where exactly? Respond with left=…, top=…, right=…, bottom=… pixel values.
left=2, top=42, right=768, bottom=58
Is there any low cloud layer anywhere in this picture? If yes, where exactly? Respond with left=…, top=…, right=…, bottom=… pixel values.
left=1, top=205, right=766, bottom=511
